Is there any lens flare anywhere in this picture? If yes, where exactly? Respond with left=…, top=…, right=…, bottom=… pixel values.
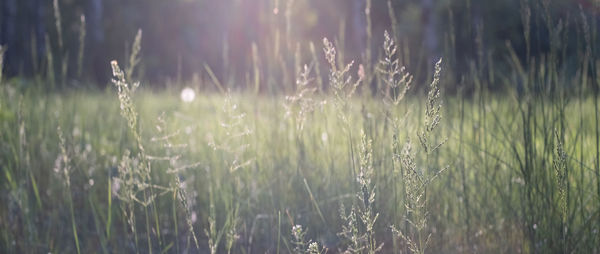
left=180, top=87, right=196, bottom=102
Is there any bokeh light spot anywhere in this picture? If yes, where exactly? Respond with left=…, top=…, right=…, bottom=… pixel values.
left=181, top=87, right=196, bottom=103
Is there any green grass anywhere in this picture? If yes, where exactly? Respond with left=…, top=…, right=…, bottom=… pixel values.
left=0, top=81, right=599, bottom=252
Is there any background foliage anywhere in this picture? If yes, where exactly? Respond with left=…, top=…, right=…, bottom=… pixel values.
left=2, top=0, right=597, bottom=89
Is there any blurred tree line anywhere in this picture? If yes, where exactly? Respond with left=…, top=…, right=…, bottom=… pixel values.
left=0, top=0, right=598, bottom=90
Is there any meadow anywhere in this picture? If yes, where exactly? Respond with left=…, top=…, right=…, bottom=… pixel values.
left=2, top=1, right=600, bottom=253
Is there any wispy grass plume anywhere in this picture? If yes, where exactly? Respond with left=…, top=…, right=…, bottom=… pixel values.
left=338, top=130, right=382, bottom=254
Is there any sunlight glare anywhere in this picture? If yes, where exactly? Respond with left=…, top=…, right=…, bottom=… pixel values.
left=180, top=87, right=196, bottom=103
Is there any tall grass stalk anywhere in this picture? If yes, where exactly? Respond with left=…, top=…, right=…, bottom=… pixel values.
left=207, top=93, right=252, bottom=253
left=365, top=0, right=373, bottom=95
left=205, top=185, right=219, bottom=254
left=45, top=34, right=56, bottom=88
left=309, top=42, right=323, bottom=93
left=150, top=114, right=200, bottom=250
left=53, top=0, right=64, bottom=51
left=377, top=31, right=412, bottom=106
left=323, top=36, right=363, bottom=195
left=285, top=64, right=318, bottom=133
left=111, top=60, right=163, bottom=253
left=392, top=58, right=447, bottom=254
left=553, top=130, right=568, bottom=253
left=386, top=0, right=399, bottom=43
left=338, top=130, right=382, bottom=254
left=252, top=42, right=261, bottom=94
left=418, top=58, right=445, bottom=154
left=126, top=30, right=142, bottom=83
left=0, top=45, right=6, bottom=83
left=77, top=15, right=86, bottom=79
left=52, top=0, right=69, bottom=85
left=377, top=33, right=413, bottom=252
left=56, top=127, right=81, bottom=254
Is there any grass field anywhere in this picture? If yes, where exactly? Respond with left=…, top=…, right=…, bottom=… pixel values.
left=1, top=70, right=600, bottom=253
left=2, top=1, right=600, bottom=253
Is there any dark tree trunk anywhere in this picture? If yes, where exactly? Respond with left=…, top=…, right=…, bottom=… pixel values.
left=1, top=0, right=17, bottom=76
left=24, top=0, right=46, bottom=75
left=86, top=0, right=106, bottom=83
left=88, top=0, right=104, bottom=44
left=351, top=0, right=366, bottom=55
left=33, top=0, right=46, bottom=69
left=422, top=0, right=439, bottom=63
